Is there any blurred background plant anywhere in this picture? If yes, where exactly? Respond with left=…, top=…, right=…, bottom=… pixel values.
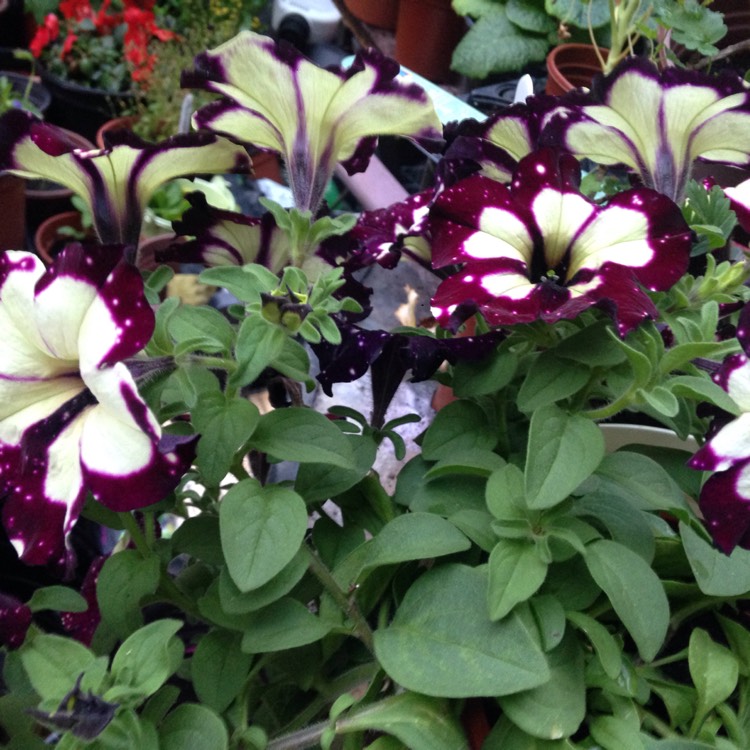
left=25, top=0, right=178, bottom=94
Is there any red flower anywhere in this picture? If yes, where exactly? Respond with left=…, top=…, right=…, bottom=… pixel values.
left=59, top=0, right=92, bottom=22
left=61, top=32, right=78, bottom=57
left=29, top=13, right=60, bottom=58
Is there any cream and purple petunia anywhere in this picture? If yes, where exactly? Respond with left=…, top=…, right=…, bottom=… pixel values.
left=544, top=57, right=750, bottom=202
left=689, top=305, right=750, bottom=553
left=0, top=109, right=251, bottom=248
left=0, top=245, right=194, bottom=567
left=165, top=192, right=292, bottom=272
left=429, top=148, right=692, bottom=335
left=183, top=31, right=442, bottom=212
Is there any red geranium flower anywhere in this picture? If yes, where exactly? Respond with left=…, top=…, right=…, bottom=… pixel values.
left=29, top=13, right=60, bottom=58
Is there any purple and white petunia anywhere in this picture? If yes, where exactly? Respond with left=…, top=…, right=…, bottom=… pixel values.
left=440, top=96, right=558, bottom=187
left=542, top=57, right=750, bottom=203
left=164, top=192, right=292, bottom=272
left=0, top=109, right=251, bottom=248
left=0, top=245, right=194, bottom=567
left=183, top=31, right=442, bottom=212
left=429, top=148, right=692, bottom=335
left=689, top=304, right=750, bottom=553
left=724, top=177, right=750, bottom=235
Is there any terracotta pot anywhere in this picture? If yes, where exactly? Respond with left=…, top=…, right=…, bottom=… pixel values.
left=345, top=0, right=399, bottom=30
left=135, top=233, right=182, bottom=273
left=394, top=0, right=466, bottom=83
left=251, top=149, right=284, bottom=184
left=0, top=174, right=26, bottom=251
left=25, top=129, right=95, bottom=235
left=545, top=43, right=608, bottom=95
left=34, top=210, right=92, bottom=264
left=96, top=115, right=139, bottom=149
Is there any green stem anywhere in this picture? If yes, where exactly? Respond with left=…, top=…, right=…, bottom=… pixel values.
left=303, top=544, right=375, bottom=654
left=118, top=511, right=151, bottom=556
left=184, top=354, right=238, bottom=372
left=266, top=720, right=330, bottom=750
left=640, top=708, right=679, bottom=739
left=583, top=387, right=638, bottom=420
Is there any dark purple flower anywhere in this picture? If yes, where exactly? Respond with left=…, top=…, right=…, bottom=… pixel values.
left=429, top=148, right=692, bottom=336
left=0, top=593, right=32, bottom=649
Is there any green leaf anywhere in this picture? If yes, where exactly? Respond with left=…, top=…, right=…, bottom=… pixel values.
left=555, top=320, right=628, bottom=367
left=171, top=514, right=224, bottom=566
left=545, top=0, right=610, bottom=27
left=584, top=539, right=669, bottom=661
left=574, top=493, right=655, bottom=563
left=488, top=539, right=548, bottom=620
left=451, top=347, right=517, bottom=398
left=420, top=399, right=497, bottom=461
left=170, top=364, right=221, bottom=409
left=396, top=456, right=487, bottom=515
left=220, top=479, right=308, bottom=592
left=486, top=463, right=527, bottom=521
left=424, top=449, right=506, bottom=480
left=717, top=614, right=750, bottom=676
left=364, top=512, right=470, bottom=569
left=483, top=716, right=571, bottom=748
left=240, top=598, right=332, bottom=652
left=337, top=693, right=466, bottom=750
left=528, top=595, right=566, bottom=652
left=638, top=385, right=679, bottom=418
left=19, top=634, right=99, bottom=702
left=199, top=263, right=279, bottom=302
left=97, top=549, right=161, bottom=639
left=669, top=375, right=741, bottom=416
left=193, top=393, right=260, bottom=486
left=680, top=521, right=750, bottom=596
left=655, top=0, right=727, bottom=55
left=566, top=611, right=622, bottom=680
left=191, top=630, right=253, bottom=713
left=250, top=407, right=356, bottom=469
left=218, top=548, right=309, bottom=615
left=500, top=632, right=585, bottom=739
left=517, top=353, right=590, bottom=412
left=373, top=564, right=549, bottom=697
left=230, top=315, right=287, bottom=389
left=451, top=11, right=550, bottom=77
left=507, top=0, right=557, bottom=32
left=295, top=434, right=378, bottom=503
left=27, top=586, right=87, bottom=614
left=586, top=451, right=688, bottom=512
left=159, top=703, right=228, bottom=750
left=167, top=305, right=234, bottom=354
left=525, top=405, right=604, bottom=509
left=590, top=715, right=645, bottom=750
left=689, top=628, right=739, bottom=731
left=109, top=619, right=183, bottom=702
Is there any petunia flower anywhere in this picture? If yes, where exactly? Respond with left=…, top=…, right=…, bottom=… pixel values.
left=723, top=177, right=750, bottom=234
left=0, top=108, right=251, bottom=250
left=0, top=245, right=195, bottom=567
left=689, top=305, right=750, bottom=553
left=429, top=148, right=692, bottom=336
left=440, top=96, right=558, bottom=187
left=0, top=593, right=32, bottom=649
left=164, top=192, right=292, bottom=272
left=182, top=31, right=442, bottom=212
left=543, top=57, right=750, bottom=203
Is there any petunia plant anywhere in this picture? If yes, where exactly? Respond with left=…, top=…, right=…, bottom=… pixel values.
left=4, top=26, right=750, bottom=750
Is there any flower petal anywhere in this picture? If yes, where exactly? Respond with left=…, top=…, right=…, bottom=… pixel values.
left=186, top=31, right=441, bottom=210
left=0, top=110, right=251, bottom=245
left=697, top=461, right=750, bottom=553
